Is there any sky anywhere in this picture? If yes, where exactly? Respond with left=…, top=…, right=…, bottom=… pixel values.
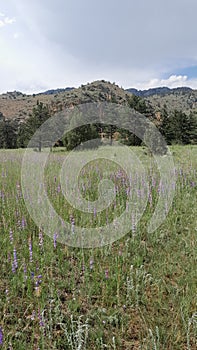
left=1, top=0, right=197, bottom=94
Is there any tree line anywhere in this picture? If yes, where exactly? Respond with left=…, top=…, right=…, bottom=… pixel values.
left=0, top=97, right=197, bottom=152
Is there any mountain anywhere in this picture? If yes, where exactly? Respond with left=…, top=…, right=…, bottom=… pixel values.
left=39, top=87, right=74, bottom=95
left=0, top=81, right=197, bottom=122
left=0, top=80, right=130, bottom=121
left=126, top=86, right=193, bottom=97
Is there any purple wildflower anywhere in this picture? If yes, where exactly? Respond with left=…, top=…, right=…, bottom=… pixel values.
left=13, top=247, right=18, bottom=270
left=21, top=217, right=26, bottom=229
left=0, top=327, right=3, bottom=345
left=53, top=233, right=58, bottom=248
left=9, top=229, right=13, bottom=244
left=35, top=275, right=42, bottom=291
left=23, top=263, right=27, bottom=281
left=105, top=269, right=109, bottom=279
left=90, top=259, right=94, bottom=270
left=29, top=239, right=33, bottom=263
left=38, top=309, right=44, bottom=328
left=39, top=231, right=44, bottom=248
left=31, top=310, right=36, bottom=321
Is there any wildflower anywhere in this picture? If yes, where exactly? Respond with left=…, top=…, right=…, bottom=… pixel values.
left=105, top=269, right=109, bottom=279
left=53, top=233, right=58, bottom=248
left=31, top=310, right=36, bottom=321
left=29, top=238, right=33, bottom=263
left=39, top=231, right=43, bottom=248
left=0, top=326, right=3, bottom=345
left=9, top=229, right=13, bottom=244
left=13, top=247, right=18, bottom=270
left=37, top=309, right=44, bottom=328
left=23, top=263, right=27, bottom=281
left=90, top=259, right=94, bottom=270
left=21, top=217, right=26, bottom=229
left=35, top=275, right=42, bottom=290
left=131, top=213, right=136, bottom=234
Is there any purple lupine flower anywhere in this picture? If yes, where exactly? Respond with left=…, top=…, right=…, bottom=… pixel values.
left=13, top=247, right=18, bottom=270
left=23, top=263, right=27, bottom=281
left=148, top=191, right=152, bottom=207
left=0, top=326, right=3, bottom=345
left=131, top=213, right=136, bottom=233
left=21, top=217, right=26, bottom=229
left=12, top=262, right=16, bottom=273
left=31, top=310, right=36, bottom=321
left=29, top=239, right=33, bottom=263
left=89, top=259, right=94, bottom=270
left=9, top=229, right=13, bottom=244
left=0, top=191, right=4, bottom=200
left=53, top=233, right=58, bottom=248
left=190, top=181, right=196, bottom=187
left=39, top=231, right=43, bottom=248
left=7, top=252, right=11, bottom=263
left=105, top=269, right=109, bottom=279
left=35, top=275, right=42, bottom=291
left=37, top=309, right=44, bottom=328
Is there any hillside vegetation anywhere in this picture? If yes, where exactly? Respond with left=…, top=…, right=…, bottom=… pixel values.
left=0, top=81, right=197, bottom=150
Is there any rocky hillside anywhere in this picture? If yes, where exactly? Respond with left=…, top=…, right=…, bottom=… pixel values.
left=1, top=80, right=197, bottom=122
left=0, top=81, right=130, bottom=121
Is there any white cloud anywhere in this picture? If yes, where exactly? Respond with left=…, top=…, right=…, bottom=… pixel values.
left=0, top=15, right=16, bottom=28
left=134, top=75, right=197, bottom=90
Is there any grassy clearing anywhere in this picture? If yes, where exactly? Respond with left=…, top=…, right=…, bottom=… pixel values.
left=0, top=145, right=196, bottom=349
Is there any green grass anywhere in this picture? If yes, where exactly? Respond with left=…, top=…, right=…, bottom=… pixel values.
left=0, top=145, right=196, bottom=349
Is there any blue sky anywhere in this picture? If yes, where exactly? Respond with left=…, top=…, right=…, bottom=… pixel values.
left=0, top=0, right=197, bottom=93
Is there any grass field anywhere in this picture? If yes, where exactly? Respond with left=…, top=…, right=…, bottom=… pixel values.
left=0, top=145, right=196, bottom=349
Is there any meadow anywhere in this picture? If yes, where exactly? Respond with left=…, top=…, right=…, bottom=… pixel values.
left=0, top=145, right=196, bottom=349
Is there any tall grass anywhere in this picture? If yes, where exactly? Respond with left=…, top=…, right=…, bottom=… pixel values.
left=0, top=145, right=196, bottom=349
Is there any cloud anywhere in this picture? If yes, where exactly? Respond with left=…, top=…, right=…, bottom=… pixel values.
left=0, top=15, right=16, bottom=28
left=134, top=75, right=197, bottom=90
left=1, top=0, right=197, bottom=93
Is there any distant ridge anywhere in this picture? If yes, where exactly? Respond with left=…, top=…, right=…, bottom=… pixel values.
left=126, top=86, right=193, bottom=97
left=1, top=80, right=197, bottom=121
left=39, top=87, right=74, bottom=95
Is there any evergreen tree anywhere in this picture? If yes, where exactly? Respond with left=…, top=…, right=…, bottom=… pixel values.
left=0, top=120, right=18, bottom=149
left=17, top=102, right=51, bottom=150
